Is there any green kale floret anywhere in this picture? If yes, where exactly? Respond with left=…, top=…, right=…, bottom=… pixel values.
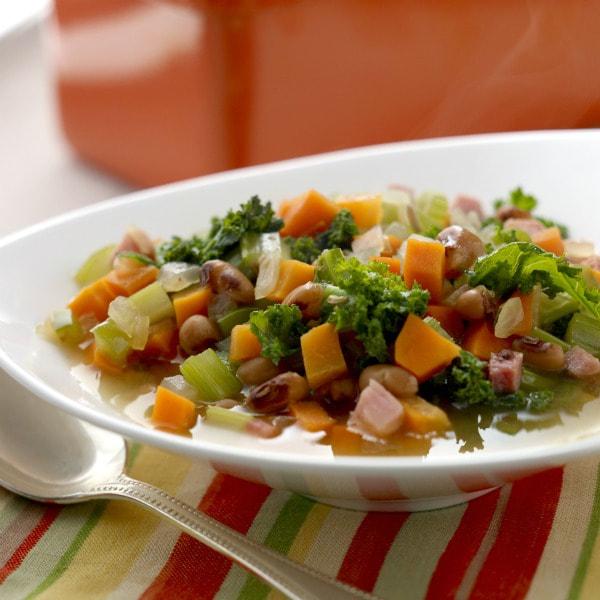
left=469, top=242, right=600, bottom=317
left=157, top=196, right=283, bottom=265
left=285, top=209, right=359, bottom=264
left=248, top=304, right=308, bottom=365
left=314, top=248, right=429, bottom=363
left=494, top=186, right=538, bottom=212
left=423, top=350, right=554, bottom=410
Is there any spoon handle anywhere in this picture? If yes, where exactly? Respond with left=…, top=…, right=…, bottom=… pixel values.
left=86, top=473, right=378, bottom=600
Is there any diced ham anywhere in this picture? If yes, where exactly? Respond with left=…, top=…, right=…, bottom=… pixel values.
left=114, top=226, right=155, bottom=259
left=503, top=218, right=545, bottom=237
left=349, top=379, right=404, bottom=438
left=564, top=346, right=600, bottom=379
left=489, top=349, right=523, bottom=394
left=451, top=195, right=485, bottom=221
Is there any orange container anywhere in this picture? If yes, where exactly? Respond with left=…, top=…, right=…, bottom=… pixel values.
left=50, top=0, right=600, bottom=187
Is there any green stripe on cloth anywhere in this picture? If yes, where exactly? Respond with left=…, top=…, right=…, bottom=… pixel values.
left=567, top=461, right=600, bottom=600
left=237, top=494, right=315, bottom=599
left=24, top=501, right=107, bottom=600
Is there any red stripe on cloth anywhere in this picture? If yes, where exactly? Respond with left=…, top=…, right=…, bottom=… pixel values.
left=468, top=467, right=564, bottom=600
left=140, top=474, right=271, bottom=600
left=0, top=504, right=61, bottom=585
left=337, top=512, right=410, bottom=592
left=425, top=487, right=501, bottom=599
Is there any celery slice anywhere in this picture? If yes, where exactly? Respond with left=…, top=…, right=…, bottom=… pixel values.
left=520, top=366, right=560, bottom=392
left=180, top=349, right=242, bottom=402
left=205, top=406, right=252, bottom=430
left=539, top=292, right=578, bottom=326
left=423, top=316, right=453, bottom=341
left=530, top=327, right=571, bottom=351
left=414, top=192, right=448, bottom=233
left=128, top=281, right=174, bottom=324
left=92, top=319, right=131, bottom=365
left=108, top=296, right=149, bottom=350
left=74, top=244, right=116, bottom=286
left=50, top=309, right=84, bottom=344
left=565, top=313, right=600, bottom=357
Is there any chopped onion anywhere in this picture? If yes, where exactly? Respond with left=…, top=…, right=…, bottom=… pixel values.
left=254, top=247, right=281, bottom=299
left=107, top=296, right=149, bottom=349
left=207, top=292, right=237, bottom=319
left=158, top=262, right=202, bottom=292
left=160, top=374, right=201, bottom=403
left=449, top=208, right=482, bottom=233
left=495, top=297, right=524, bottom=338
left=351, top=225, right=385, bottom=262
left=564, top=239, right=595, bottom=264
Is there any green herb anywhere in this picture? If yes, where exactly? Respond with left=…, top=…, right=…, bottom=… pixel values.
left=314, top=248, right=429, bottom=363
left=285, top=209, right=358, bottom=264
left=248, top=304, right=308, bottom=364
left=424, top=350, right=554, bottom=410
left=469, top=242, right=600, bottom=317
left=157, top=196, right=283, bottom=265
left=494, top=186, right=537, bottom=212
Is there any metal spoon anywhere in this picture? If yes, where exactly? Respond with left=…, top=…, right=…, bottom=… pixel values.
left=0, top=374, right=377, bottom=600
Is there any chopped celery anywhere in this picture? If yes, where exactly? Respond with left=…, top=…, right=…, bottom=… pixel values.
left=92, top=319, right=131, bottom=366
left=530, top=327, right=571, bottom=351
left=520, top=366, right=560, bottom=392
left=414, top=192, right=448, bottom=233
left=128, top=281, right=174, bottom=324
left=205, top=405, right=252, bottom=430
left=180, top=348, right=242, bottom=402
left=565, top=313, right=600, bottom=357
left=423, top=316, right=453, bottom=341
left=50, top=309, right=84, bottom=344
left=217, top=307, right=255, bottom=337
left=74, top=244, right=116, bottom=286
left=539, top=292, right=578, bottom=327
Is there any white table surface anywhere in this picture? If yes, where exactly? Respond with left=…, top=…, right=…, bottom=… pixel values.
left=0, top=20, right=135, bottom=238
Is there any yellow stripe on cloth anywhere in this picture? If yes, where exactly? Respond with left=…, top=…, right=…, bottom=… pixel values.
left=526, top=457, right=598, bottom=599
left=107, top=456, right=218, bottom=599
left=34, top=445, right=193, bottom=599
left=286, top=502, right=332, bottom=563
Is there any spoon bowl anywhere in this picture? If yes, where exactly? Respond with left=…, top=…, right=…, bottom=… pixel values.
left=0, top=372, right=376, bottom=600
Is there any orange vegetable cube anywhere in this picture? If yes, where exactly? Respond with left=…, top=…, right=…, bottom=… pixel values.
left=172, top=283, right=213, bottom=328
left=370, top=256, right=401, bottom=275
left=300, top=323, right=348, bottom=389
left=530, top=226, right=565, bottom=256
left=68, top=277, right=118, bottom=321
left=151, top=385, right=198, bottom=431
left=461, top=319, right=511, bottom=360
left=335, top=194, right=383, bottom=229
left=402, top=237, right=445, bottom=304
left=290, top=400, right=336, bottom=433
left=394, top=313, right=460, bottom=381
left=386, top=234, right=403, bottom=254
left=142, top=318, right=179, bottom=359
left=425, top=305, right=465, bottom=341
left=229, top=323, right=263, bottom=362
left=279, top=190, right=339, bottom=237
left=266, top=260, right=315, bottom=303
left=401, top=396, right=451, bottom=434
left=104, top=264, right=158, bottom=297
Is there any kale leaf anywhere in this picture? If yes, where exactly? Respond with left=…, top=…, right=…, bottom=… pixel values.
left=424, top=350, right=554, bottom=410
left=314, top=248, right=430, bottom=362
left=248, top=304, right=308, bottom=365
left=469, top=242, right=600, bottom=317
left=285, top=209, right=359, bottom=264
left=494, top=186, right=538, bottom=212
left=157, top=196, right=283, bottom=265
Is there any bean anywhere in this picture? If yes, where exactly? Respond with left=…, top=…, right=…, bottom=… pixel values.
left=437, top=225, right=486, bottom=278
left=203, top=259, right=255, bottom=304
left=282, top=282, right=324, bottom=321
left=236, top=357, right=282, bottom=386
left=358, top=364, right=418, bottom=398
left=455, top=286, right=490, bottom=321
left=512, top=336, right=565, bottom=371
left=179, top=315, right=221, bottom=355
left=246, top=372, right=309, bottom=414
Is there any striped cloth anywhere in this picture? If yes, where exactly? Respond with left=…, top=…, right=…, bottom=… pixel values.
left=1, top=443, right=599, bottom=600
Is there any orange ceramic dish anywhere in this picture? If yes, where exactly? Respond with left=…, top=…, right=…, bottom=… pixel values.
left=50, top=0, right=600, bottom=186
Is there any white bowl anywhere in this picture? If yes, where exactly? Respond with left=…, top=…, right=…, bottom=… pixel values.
left=2, top=130, right=600, bottom=511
